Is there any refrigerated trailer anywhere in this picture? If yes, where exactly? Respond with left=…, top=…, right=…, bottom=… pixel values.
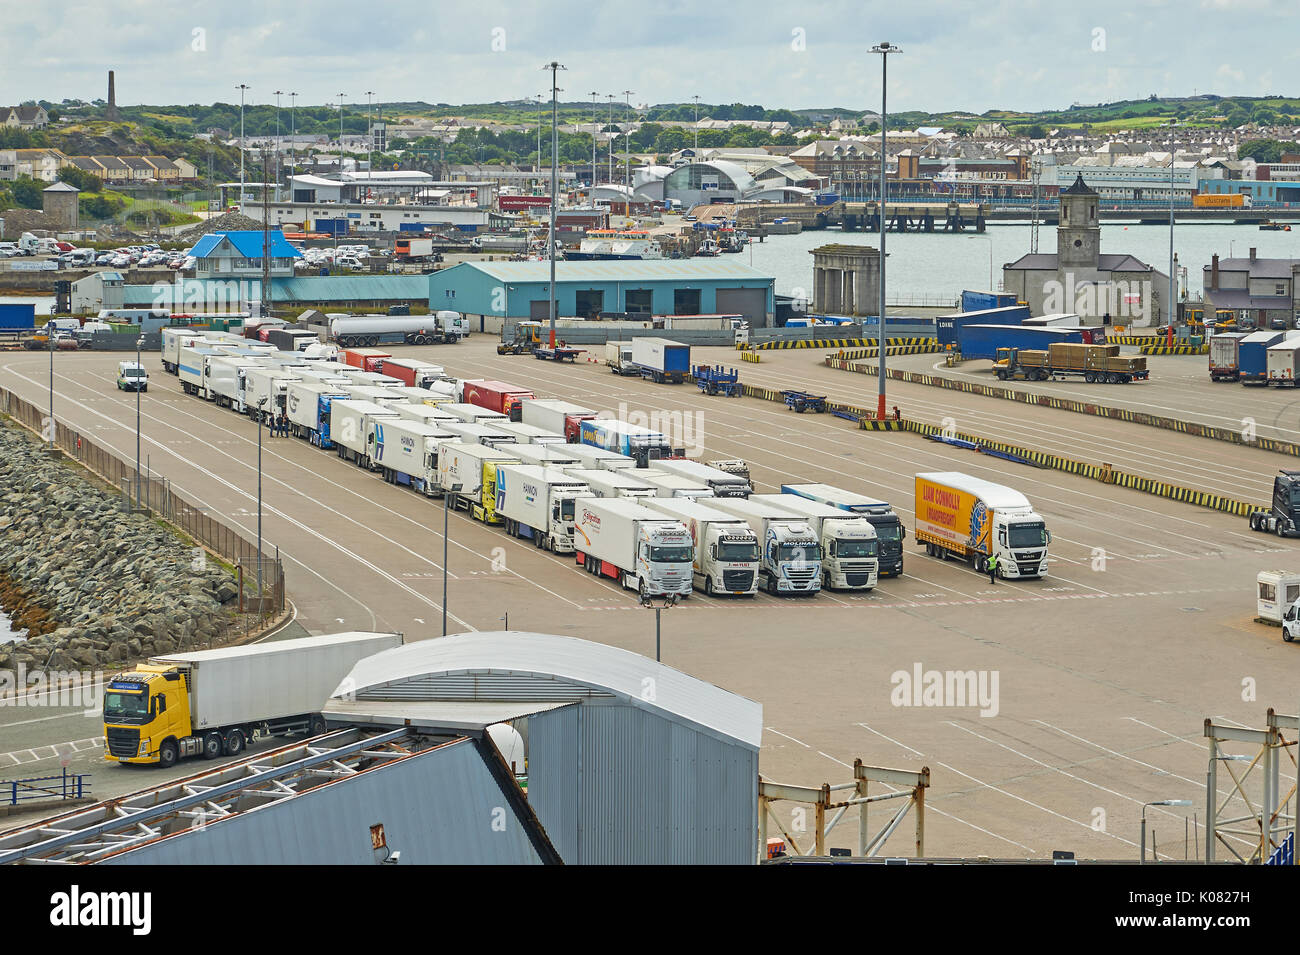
left=707, top=497, right=821, bottom=595
left=573, top=497, right=694, bottom=597
left=489, top=420, right=568, bottom=445
left=373, top=418, right=457, bottom=494
left=243, top=366, right=302, bottom=420
left=440, top=420, right=518, bottom=448
left=564, top=467, right=658, bottom=499
left=520, top=398, right=597, bottom=441
left=286, top=380, right=350, bottom=447
left=780, top=484, right=905, bottom=577
left=1208, top=331, right=1250, bottom=382
left=636, top=470, right=715, bottom=499
left=654, top=459, right=752, bottom=497
left=206, top=355, right=259, bottom=410
left=640, top=498, right=760, bottom=596
left=102, top=632, right=403, bottom=767
left=1267, top=337, right=1300, bottom=387
left=509, top=444, right=583, bottom=468
left=750, top=494, right=878, bottom=590
left=331, top=399, right=400, bottom=469
left=437, top=441, right=521, bottom=522
left=440, top=402, right=511, bottom=425
left=631, top=337, right=691, bottom=384
left=495, top=465, right=594, bottom=553
left=375, top=357, right=446, bottom=389
left=564, top=443, right=638, bottom=471
left=461, top=378, right=535, bottom=420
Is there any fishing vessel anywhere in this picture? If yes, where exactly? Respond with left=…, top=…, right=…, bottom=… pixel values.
left=564, top=229, right=665, bottom=260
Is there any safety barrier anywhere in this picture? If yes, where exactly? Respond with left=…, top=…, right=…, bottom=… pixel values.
left=1140, top=344, right=1208, bottom=355
left=835, top=343, right=943, bottom=360
left=740, top=350, right=761, bottom=363
left=1107, top=335, right=1161, bottom=346
left=756, top=337, right=933, bottom=350
left=824, top=356, right=1300, bottom=458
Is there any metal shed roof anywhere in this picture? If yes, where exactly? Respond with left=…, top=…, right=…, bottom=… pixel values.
left=337, top=631, right=764, bottom=749
left=444, top=260, right=773, bottom=284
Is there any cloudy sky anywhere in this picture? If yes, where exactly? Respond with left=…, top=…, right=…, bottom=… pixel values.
left=0, top=0, right=1290, bottom=115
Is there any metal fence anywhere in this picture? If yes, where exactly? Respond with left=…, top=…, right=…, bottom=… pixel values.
left=3, top=770, right=91, bottom=805
left=0, top=385, right=284, bottom=613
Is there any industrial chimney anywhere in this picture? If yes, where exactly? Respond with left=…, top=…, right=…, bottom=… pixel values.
left=106, top=70, right=119, bottom=121
left=1211, top=254, right=1219, bottom=290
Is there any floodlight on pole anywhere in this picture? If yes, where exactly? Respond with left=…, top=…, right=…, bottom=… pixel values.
left=871, top=41, right=900, bottom=422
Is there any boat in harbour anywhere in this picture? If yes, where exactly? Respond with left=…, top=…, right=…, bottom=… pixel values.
left=563, top=229, right=665, bottom=260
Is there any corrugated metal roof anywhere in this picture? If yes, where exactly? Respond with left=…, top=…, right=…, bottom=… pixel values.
left=274, top=275, right=429, bottom=302
left=445, top=260, right=773, bottom=284
left=339, top=631, right=763, bottom=749
left=324, top=698, right=576, bottom=731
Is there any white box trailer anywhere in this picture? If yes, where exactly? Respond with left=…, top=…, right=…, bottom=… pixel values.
left=153, top=631, right=404, bottom=732
left=331, top=399, right=400, bottom=468
left=441, top=402, right=510, bottom=425
left=636, top=469, right=716, bottom=499
left=780, top=483, right=906, bottom=577
left=640, top=497, right=760, bottom=596
left=707, top=497, right=822, bottom=595
left=489, top=420, right=567, bottom=445
left=345, top=384, right=406, bottom=404
left=286, top=380, right=350, bottom=446
left=653, top=458, right=752, bottom=497
left=573, top=497, right=693, bottom=597
left=520, top=398, right=596, bottom=440
left=509, top=443, right=583, bottom=468
left=565, top=467, right=658, bottom=499
left=1267, top=337, right=1300, bottom=387
left=178, top=345, right=220, bottom=395
left=206, top=355, right=260, bottom=410
left=564, top=443, right=638, bottom=471
left=244, top=366, right=303, bottom=420
left=750, top=494, right=878, bottom=590
left=630, top=337, right=690, bottom=384
left=495, top=464, right=594, bottom=553
left=162, top=329, right=219, bottom=374
left=339, top=369, right=404, bottom=388
left=441, top=420, right=518, bottom=448
left=437, top=441, right=521, bottom=521
left=395, top=403, right=460, bottom=427
left=373, top=417, right=456, bottom=494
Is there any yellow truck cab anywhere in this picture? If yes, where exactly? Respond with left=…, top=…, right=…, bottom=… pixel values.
left=102, top=664, right=202, bottom=766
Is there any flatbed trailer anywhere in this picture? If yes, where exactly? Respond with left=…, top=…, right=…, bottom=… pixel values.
left=694, top=365, right=742, bottom=396
left=533, top=345, right=584, bottom=361
left=781, top=390, right=827, bottom=413
left=994, top=343, right=1149, bottom=384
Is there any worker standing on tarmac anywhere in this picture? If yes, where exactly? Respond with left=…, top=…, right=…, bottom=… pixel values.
left=987, top=551, right=999, bottom=585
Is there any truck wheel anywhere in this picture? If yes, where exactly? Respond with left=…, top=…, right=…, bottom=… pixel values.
left=224, top=729, right=245, bottom=756
left=705, top=577, right=714, bottom=596
left=1284, top=629, right=1295, bottom=643
left=308, top=715, right=328, bottom=736
left=202, top=731, right=223, bottom=760
left=1250, top=514, right=1259, bottom=531
left=158, top=739, right=179, bottom=769
left=1278, top=522, right=1288, bottom=539
left=1084, top=372, right=1095, bottom=383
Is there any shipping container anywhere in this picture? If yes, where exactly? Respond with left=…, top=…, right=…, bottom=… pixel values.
left=961, top=290, right=1020, bottom=313
left=955, top=323, right=1085, bottom=361
left=1240, top=331, right=1288, bottom=384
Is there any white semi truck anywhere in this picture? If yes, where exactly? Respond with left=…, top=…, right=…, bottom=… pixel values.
left=781, top=484, right=906, bottom=577
left=636, top=470, right=716, bottom=499
left=654, top=458, right=752, bottom=497
left=178, top=345, right=220, bottom=396
left=562, top=443, right=638, bottom=471
left=437, top=441, right=521, bottom=523
left=441, top=402, right=510, bottom=425
left=243, top=365, right=302, bottom=421
left=495, top=465, right=594, bottom=553
left=206, top=355, right=260, bottom=410
left=440, top=420, right=518, bottom=449
left=489, top=420, right=568, bottom=445
left=331, top=399, right=400, bottom=470
left=573, top=497, right=694, bottom=598
left=394, top=403, right=459, bottom=428
left=519, top=398, right=596, bottom=441
left=914, top=471, right=1051, bottom=579
left=641, top=498, right=760, bottom=596
left=564, top=467, right=657, bottom=499
left=285, top=380, right=350, bottom=447
left=750, top=494, right=879, bottom=590
left=708, top=497, right=822, bottom=595
left=372, top=418, right=458, bottom=494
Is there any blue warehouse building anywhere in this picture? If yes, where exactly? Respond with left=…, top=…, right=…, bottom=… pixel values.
left=428, top=260, right=776, bottom=333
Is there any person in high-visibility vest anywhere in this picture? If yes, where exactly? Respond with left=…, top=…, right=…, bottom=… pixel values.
left=987, top=551, right=999, bottom=585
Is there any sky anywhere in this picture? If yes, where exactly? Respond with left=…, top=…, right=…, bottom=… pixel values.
left=0, top=0, right=1293, bottom=116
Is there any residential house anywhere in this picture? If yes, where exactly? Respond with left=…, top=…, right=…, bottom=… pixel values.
left=1203, top=251, right=1300, bottom=329
left=0, top=105, right=49, bottom=130
left=0, top=148, right=69, bottom=181
left=189, top=230, right=301, bottom=281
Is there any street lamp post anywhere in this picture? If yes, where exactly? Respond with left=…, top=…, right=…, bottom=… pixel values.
left=46, top=325, right=53, bottom=451
left=622, top=90, right=634, bottom=204
left=872, top=41, right=899, bottom=421
left=692, top=94, right=700, bottom=153
left=639, top=593, right=680, bottom=661
left=135, top=336, right=143, bottom=507
left=1167, top=121, right=1178, bottom=334
left=338, top=93, right=346, bottom=157
left=288, top=92, right=297, bottom=175
left=236, top=84, right=249, bottom=204
left=590, top=91, right=599, bottom=187
left=257, top=396, right=266, bottom=600
left=1141, top=799, right=1192, bottom=863
left=366, top=91, right=375, bottom=177
left=273, top=90, right=283, bottom=201
left=607, top=94, right=615, bottom=184
left=443, top=482, right=463, bottom=636
left=545, top=62, right=565, bottom=349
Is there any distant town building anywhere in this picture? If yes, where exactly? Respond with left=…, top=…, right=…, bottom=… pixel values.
left=1203, top=251, right=1300, bottom=328
left=0, top=105, right=49, bottom=130
left=42, top=180, right=79, bottom=229
left=189, top=230, right=301, bottom=280
left=0, top=147, right=68, bottom=182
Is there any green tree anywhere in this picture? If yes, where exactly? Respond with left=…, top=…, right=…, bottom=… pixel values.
left=10, top=175, right=43, bottom=209
left=1226, top=109, right=1250, bottom=127
left=57, top=165, right=102, bottom=193
left=80, top=193, right=126, bottom=220
left=654, top=126, right=688, bottom=153
left=1020, top=124, right=1047, bottom=139
left=1238, top=139, right=1300, bottom=163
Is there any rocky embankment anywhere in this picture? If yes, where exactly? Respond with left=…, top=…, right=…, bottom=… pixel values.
left=0, top=421, right=239, bottom=675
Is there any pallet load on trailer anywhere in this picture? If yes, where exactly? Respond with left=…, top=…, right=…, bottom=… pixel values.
left=1239, top=330, right=1288, bottom=385
left=655, top=458, right=753, bottom=497
left=437, top=441, right=521, bottom=523
left=750, top=494, right=879, bottom=591
left=780, top=484, right=905, bottom=576
left=631, top=337, right=691, bottom=384
left=573, top=497, right=694, bottom=598
left=579, top=418, right=676, bottom=467
left=1266, top=337, right=1300, bottom=387
left=489, top=420, right=568, bottom=446
left=102, top=632, right=404, bottom=767
left=1208, top=331, right=1250, bottom=382
left=994, top=342, right=1148, bottom=383
left=640, top=497, right=760, bottom=596
left=495, top=465, right=594, bottom=553
left=286, top=380, right=349, bottom=446
left=564, top=467, right=658, bottom=500
left=914, top=471, right=1051, bottom=579
left=331, top=399, right=400, bottom=469
left=462, top=378, right=535, bottom=420
left=707, top=497, right=822, bottom=596
left=635, top=469, right=716, bottom=499
left=520, top=398, right=596, bottom=442
left=565, top=443, right=639, bottom=471
left=381, top=357, right=447, bottom=389
left=1248, top=470, right=1300, bottom=537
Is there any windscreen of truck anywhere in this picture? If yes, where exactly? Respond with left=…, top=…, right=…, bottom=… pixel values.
left=870, top=521, right=902, bottom=542
left=103, top=688, right=149, bottom=721
left=718, top=540, right=760, bottom=562
left=561, top=499, right=577, bottom=521
left=778, top=543, right=822, bottom=563
left=1008, top=522, right=1048, bottom=548
left=838, top=539, right=878, bottom=558
left=649, top=544, right=693, bottom=562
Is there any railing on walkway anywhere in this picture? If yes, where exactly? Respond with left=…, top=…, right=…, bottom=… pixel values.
left=4, top=770, right=91, bottom=805
left=0, top=385, right=285, bottom=614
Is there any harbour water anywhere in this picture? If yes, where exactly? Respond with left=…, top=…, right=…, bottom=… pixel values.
left=0, top=609, right=25, bottom=645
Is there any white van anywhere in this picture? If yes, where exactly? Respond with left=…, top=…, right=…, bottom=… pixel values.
left=117, top=361, right=148, bottom=392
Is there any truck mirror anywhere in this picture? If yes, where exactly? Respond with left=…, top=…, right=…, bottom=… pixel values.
left=709, top=544, right=716, bottom=559
left=1046, top=530, right=1052, bottom=543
